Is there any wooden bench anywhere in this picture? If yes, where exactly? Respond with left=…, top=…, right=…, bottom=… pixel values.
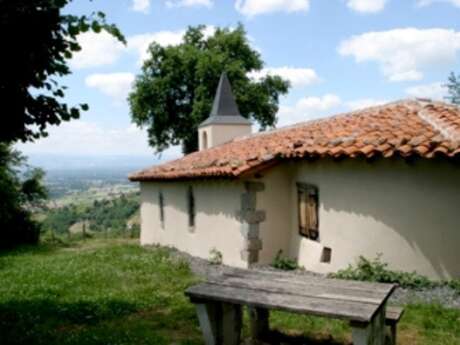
left=185, top=268, right=399, bottom=345
left=385, top=306, right=405, bottom=345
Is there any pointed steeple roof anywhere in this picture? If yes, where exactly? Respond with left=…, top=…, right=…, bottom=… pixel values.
left=210, top=72, right=241, bottom=116
left=199, top=72, right=252, bottom=127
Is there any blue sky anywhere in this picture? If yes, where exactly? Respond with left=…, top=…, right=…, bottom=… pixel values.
left=17, top=0, right=460, bottom=161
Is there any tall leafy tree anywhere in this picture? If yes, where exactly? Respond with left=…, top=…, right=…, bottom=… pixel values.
left=0, top=0, right=125, bottom=144
left=0, top=0, right=123, bottom=247
left=0, top=144, right=47, bottom=248
left=129, top=25, right=290, bottom=154
left=446, top=72, right=460, bottom=105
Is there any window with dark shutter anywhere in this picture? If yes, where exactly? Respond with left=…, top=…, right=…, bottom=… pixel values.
left=187, top=186, right=195, bottom=228
left=159, top=191, right=165, bottom=228
left=297, top=183, right=319, bottom=240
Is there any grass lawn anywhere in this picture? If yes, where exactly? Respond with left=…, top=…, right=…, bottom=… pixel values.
left=0, top=238, right=459, bottom=345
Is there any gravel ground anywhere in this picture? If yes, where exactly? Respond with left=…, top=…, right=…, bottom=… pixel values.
left=168, top=248, right=460, bottom=309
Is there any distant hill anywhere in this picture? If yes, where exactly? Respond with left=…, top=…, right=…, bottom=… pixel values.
left=26, top=153, right=159, bottom=171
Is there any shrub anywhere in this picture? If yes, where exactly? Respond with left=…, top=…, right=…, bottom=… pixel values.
left=0, top=144, right=47, bottom=249
left=447, top=279, right=460, bottom=294
left=209, top=248, right=223, bottom=265
left=272, top=250, right=298, bottom=271
left=331, top=254, right=435, bottom=290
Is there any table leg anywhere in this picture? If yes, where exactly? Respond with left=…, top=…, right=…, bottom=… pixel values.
left=194, top=302, right=242, bottom=345
left=351, top=304, right=386, bottom=345
left=386, top=323, right=397, bottom=345
left=222, top=303, right=242, bottom=345
left=249, top=307, right=269, bottom=342
left=196, top=302, right=221, bottom=345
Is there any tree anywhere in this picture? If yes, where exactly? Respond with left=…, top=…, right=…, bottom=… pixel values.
left=129, top=25, right=290, bottom=154
left=0, top=144, right=47, bottom=248
left=0, top=0, right=125, bottom=144
left=446, top=72, right=460, bottom=105
left=0, top=0, right=123, bottom=247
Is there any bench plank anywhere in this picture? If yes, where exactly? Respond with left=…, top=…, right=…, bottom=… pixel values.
left=186, top=281, right=378, bottom=322
left=224, top=268, right=395, bottom=295
left=209, top=275, right=389, bottom=305
left=386, top=306, right=404, bottom=324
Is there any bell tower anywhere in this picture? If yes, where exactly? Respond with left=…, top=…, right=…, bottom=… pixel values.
left=198, top=73, right=252, bottom=150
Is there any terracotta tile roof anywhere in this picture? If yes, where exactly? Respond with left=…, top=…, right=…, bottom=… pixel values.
left=129, top=99, right=460, bottom=181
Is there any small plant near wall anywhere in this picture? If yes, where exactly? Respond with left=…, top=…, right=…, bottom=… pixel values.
left=272, top=250, right=299, bottom=271
left=447, top=279, right=460, bottom=294
left=331, top=254, right=435, bottom=290
left=209, top=248, right=223, bottom=265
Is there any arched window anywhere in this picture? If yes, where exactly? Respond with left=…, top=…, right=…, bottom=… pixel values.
left=187, top=186, right=195, bottom=228
left=202, top=131, right=208, bottom=149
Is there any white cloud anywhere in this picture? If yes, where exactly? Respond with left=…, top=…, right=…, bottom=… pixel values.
left=249, top=67, right=320, bottom=87
left=416, top=0, right=460, bottom=7
left=85, top=73, right=135, bottom=103
left=166, top=0, right=213, bottom=8
left=346, top=98, right=388, bottom=110
left=405, top=82, right=447, bottom=100
left=127, top=26, right=216, bottom=64
left=339, top=28, right=460, bottom=82
left=70, top=32, right=125, bottom=69
left=277, top=94, right=342, bottom=126
left=235, top=0, right=310, bottom=17
left=16, top=121, right=183, bottom=159
left=71, top=26, right=219, bottom=69
left=128, top=30, right=185, bottom=64
left=346, top=0, right=387, bottom=13
left=132, top=0, right=151, bottom=12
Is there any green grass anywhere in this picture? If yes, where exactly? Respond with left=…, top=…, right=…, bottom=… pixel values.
left=0, top=239, right=200, bottom=345
left=0, top=239, right=459, bottom=345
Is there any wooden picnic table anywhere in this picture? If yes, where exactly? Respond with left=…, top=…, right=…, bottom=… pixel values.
left=185, top=268, right=396, bottom=345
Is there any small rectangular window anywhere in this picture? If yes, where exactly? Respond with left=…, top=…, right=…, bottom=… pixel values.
left=321, top=247, right=331, bottom=263
left=187, top=186, right=195, bottom=228
left=297, top=183, right=319, bottom=240
left=159, top=191, right=165, bottom=228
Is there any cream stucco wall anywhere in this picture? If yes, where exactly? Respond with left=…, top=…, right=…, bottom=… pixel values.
left=139, top=158, right=460, bottom=280
left=283, top=159, right=460, bottom=280
left=198, top=124, right=251, bottom=150
left=255, top=166, right=292, bottom=264
left=140, top=180, right=248, bottom=267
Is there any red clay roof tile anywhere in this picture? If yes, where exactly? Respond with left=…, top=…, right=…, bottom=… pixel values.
left=129, top=99, right=460, bottom=181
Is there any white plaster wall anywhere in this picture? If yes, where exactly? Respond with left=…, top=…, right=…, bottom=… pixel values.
left=289, top=159, right=460, bottom=280
left=254, top=166, right=293, bottom=264
left=198, top=124, right=251, bottom=150
left=139, top=158, right=460, bottom=280
left=140, top=180, right=248, bottom=267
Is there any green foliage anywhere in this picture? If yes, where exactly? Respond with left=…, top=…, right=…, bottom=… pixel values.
left=42, top=204, right=81, bottom=234
left=209, top=248, right=223, bottom=265
left=42, top=193, right=140, bottom=236
left=446, top=72, right=460, bottom=104
left=0, top=0, right=124, bottom=144
left=332, top=255, right=433, bottom=289
left=332, top=255, right=460, bottom=294
left=129, top=24, right=290, bottom=154
left=87, top=195, right=139, bottom=233
left=447, top=279, right=460, bottom=292
left=129, top=223, right=141, bottom=238
left=0, top=144, right=47, bottom=249
left=271, top=250, right=299, bottom=271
